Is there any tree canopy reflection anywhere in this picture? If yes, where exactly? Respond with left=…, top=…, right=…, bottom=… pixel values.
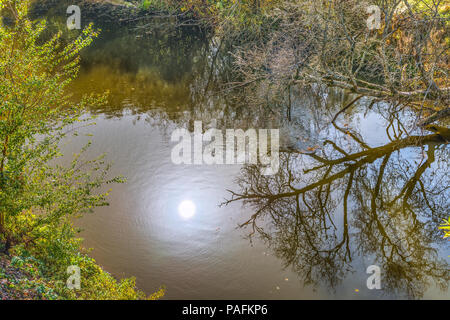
left=224, top=107, right=449, bottom=298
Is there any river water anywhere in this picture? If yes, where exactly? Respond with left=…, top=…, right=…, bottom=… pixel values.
left=46, top=9, right=449, bottom=299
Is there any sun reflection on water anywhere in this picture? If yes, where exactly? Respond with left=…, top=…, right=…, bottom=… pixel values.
left=178, top=200, right=196, bottom=219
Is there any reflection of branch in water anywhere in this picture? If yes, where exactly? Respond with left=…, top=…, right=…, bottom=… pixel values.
left=224, top=118, right=449, bottom=298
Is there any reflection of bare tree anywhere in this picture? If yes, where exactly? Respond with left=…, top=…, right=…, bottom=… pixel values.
left=224, top=114, right=449, bottom=298
left=350, top=136, right=450, bottom=297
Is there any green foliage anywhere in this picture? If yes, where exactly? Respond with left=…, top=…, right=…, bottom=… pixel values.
left=0, top=0, right=164, bottom=300
left=0, top=0, right=109, bottom=243
left=12, top=238, right=166, bottom=300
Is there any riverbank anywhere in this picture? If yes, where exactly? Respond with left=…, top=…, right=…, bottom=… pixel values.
left=31, top=0, right=142, bottom=23
left=0, top=0, right=166, bottom=300
left=30, top=0, right=194, bottom=26
left=0, top=244, right=165, bottom=300
left=0, top=254, right=59, bottom=300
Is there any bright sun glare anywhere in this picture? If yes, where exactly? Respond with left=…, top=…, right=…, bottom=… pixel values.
left=178, top=200, right=196, bottom=219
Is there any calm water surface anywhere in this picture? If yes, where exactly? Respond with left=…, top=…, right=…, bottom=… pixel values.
left=53, top=16, right=449, bottom=299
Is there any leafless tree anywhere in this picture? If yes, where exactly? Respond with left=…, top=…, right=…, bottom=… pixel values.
left=231, top=0, right=449, bottom=126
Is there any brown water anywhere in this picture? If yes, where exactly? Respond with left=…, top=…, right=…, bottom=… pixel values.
left=56, top=17, right=449, bottom=299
